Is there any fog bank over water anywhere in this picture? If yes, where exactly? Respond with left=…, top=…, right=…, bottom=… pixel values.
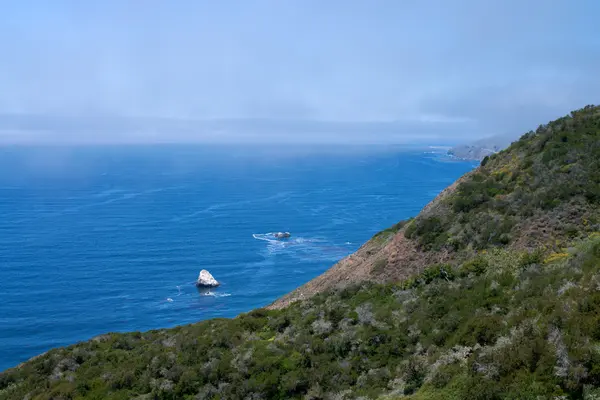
left=0, top=115, right=475, bottom=145
left=1, top=1, right=599, bottom=144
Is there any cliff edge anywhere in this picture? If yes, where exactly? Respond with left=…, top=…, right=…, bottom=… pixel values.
left=269, top=105, right=600, bottom=309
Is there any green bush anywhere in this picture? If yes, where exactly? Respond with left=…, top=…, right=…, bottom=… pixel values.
left=519, top=250, right=543, bottom=268
left=459, top=257, right=488, bottom=276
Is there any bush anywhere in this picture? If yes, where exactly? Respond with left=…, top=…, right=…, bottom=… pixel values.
left=421, top=264, right=454, bottom=284
left=519, top=250, right=543, bottom=268
left=405, top=216, right=448, bottom=250
left=459, top=257, right=488, bottom=276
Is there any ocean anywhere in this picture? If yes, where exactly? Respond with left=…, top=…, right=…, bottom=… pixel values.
left=0, top=145, right=475, bottom=370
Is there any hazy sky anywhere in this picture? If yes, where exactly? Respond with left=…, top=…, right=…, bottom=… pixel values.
left=1, top=0, right=599, bottom=143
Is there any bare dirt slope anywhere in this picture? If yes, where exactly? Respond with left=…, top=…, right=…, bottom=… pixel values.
left=267, top=175, right=468, bottom=309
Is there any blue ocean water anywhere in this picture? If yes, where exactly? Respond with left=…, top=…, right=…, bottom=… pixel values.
left=0, top=145, right=475, bottom=370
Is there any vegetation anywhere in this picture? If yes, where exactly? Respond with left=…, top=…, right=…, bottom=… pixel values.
left=371, top=219, right=411, bottom=243
left=3, top=106, right=600, bottom=399
left=405, top=105, right=600, bottom=252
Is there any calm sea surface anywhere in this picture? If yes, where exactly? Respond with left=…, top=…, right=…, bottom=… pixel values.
left=0, top=145, right=475, bottom=370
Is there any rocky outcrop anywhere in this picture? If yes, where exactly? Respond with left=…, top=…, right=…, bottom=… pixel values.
left=195, top=269, right=219, bottom=288
left=447, top=133, right=515, bottom=161
left=273, top=232, right=291, bottom=239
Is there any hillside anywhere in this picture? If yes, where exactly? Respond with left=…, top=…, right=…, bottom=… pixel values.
left=2, top=105, right=600, bottom=400
left=270, top=105, right=600, bottom=309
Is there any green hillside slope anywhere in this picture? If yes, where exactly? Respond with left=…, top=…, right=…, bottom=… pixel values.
left=2, top=105, right=600, bottom=400
left=270, top=105, right=600, bottom=309
left=407, top=104, right=600, bottom=252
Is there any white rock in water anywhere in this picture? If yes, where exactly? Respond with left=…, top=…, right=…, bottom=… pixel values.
left=196, top=269, right=219, bottom=287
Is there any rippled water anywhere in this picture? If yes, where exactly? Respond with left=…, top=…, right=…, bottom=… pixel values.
left=0, top=145, right=475, bottom=370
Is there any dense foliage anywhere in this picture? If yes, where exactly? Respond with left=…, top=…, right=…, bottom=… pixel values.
left=405, top=105, right=600, bottom=252
left=2, top=235, right=600, bottom=400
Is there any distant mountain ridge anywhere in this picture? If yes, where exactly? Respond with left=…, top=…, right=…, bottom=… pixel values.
left=447, top=133, right=516, bottom=161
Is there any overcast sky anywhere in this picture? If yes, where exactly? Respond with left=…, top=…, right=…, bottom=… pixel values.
left=1, top=0, right=599, bottom=144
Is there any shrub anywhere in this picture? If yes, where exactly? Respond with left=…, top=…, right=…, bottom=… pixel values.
left=519, top=250, right=544, bottom=268
left=459, top=257, right=488, bottom=276
left=421, top=264, right=455, bottom=284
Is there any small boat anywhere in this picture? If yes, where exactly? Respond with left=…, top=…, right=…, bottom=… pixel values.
left=273, top=232, right=291, bottom=239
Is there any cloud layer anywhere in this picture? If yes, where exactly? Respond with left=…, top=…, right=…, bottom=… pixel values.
left=1, top=0, right=598, bottom=143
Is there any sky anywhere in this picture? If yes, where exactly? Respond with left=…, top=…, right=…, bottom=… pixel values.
left=0, top=0, right=599, bottom=144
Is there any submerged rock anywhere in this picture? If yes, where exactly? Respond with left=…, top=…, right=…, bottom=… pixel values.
left=273, top=232, right=291, bottom=239
left=196, top=269, right=219, bottom=287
